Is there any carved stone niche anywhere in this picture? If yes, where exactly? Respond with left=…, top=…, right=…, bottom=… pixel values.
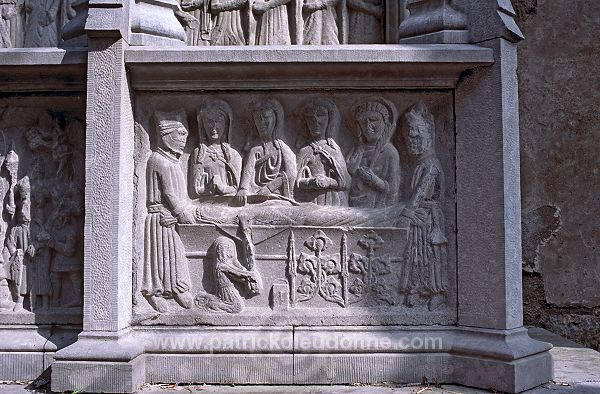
left=0, top=98, right=85, bottom=380
left=132, top=91, right=457, bottom=326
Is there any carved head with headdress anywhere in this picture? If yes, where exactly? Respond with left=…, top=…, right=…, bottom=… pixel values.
left=153, top=111, right=189, bottom=156
left=301, top=98, right=340, bottom=142
left=352, top=96, right=398, bottom=149
left=405, top=100, right=435, bottom=156
left=4, top=145, right=18, bottom=180
left=250, top=99, right=285, bottom=142
left=197, top=98, right=233, bottom=146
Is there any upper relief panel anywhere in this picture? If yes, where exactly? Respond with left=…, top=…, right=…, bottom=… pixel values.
left=0, top=0, right=77, bottom=48
left=179, top=0, right=403, bottom=45
left=132, top=91, right=457, bottom=326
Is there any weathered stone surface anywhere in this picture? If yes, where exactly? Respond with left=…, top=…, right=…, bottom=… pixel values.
left=516, top=0, right=600, bottom=349
left=0, top=1, right=556, bottom=392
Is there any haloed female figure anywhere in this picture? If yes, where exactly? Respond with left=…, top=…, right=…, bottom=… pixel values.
left=346, top=97, right=400, bottom=208
left=190, top=98, right=242, bottom=197
left=235, top=99, right=296, bottom=205
left=295, top=98, right=350, bottom=206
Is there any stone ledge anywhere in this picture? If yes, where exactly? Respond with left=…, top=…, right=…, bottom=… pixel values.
left=126, top=45, right=493, bottom=90
left=124, top=44, right=494, bottom=64
left=0, top=48, right=88, bottom=66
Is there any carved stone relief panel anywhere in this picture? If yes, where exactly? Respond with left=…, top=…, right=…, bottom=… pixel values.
left=132, top=91, right=456, bottom=326
left=178, top=0, right=405, bottom=45
left=0, top=0, right=76, bottom=48
left=0, top=97, right=85, bottom=324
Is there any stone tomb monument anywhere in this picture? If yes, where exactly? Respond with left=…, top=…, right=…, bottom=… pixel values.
left=0, top=0, right=553, bottom=393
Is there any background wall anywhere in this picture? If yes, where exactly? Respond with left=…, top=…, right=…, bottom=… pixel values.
left=514, top=0, right=600, bottom=350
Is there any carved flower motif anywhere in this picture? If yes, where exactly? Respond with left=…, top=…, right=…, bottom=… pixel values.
left=349, top=278, right=366, bottom=297
left=348, top=253, right=366, bottom=274
left=371, top=283, right=396, bottom=305
left=297, top=278, right=315, bottom=297
left=297, top=253, right=317, bottom=276
left=371, top=256, right=391, bottom=275
left=358, top=230, right=385, bottom=253
left=321, top=255, right=341, bottom=274
left=304, top=230, right=333, bottom=254
left=322, top=277, right=341, bottom=298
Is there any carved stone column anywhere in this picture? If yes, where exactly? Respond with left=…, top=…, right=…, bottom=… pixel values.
left=51, top=1, right=141, bottom=392
left=398, top=0, right=468, bottom=44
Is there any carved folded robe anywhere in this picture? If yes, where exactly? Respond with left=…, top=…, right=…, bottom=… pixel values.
left=295, top=138, right=350, bottom=206
left=348, top=0, right=383, bottom=44
left=302, top=4, right=339, bottom=45
left=348, top=142, right=400, bottom=208
left=142, top=149, right=193, bottom=298
left=6, top=224, right=30, bottom=296
left=190, top=143, right=242, bottom=197
left=0, top=6, right=12, bottom=48
left=185, top=5, right=211, bottom=46
left=400, top=154, right=448, bottom=295
left=24, top=0, right=60, bottom=48
left=255, top=3, right=291, bottom=45
left=241, top=140, right=296, bottom=198
left=211, top=9, right=246, bottom=45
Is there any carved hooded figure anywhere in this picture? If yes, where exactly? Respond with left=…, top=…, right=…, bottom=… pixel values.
left=194, top=235, right=262, bottom=314
left=399, top=101, right=448, bottom=311
left=295, top=98, right=350, bottom=206
left=190, top=99, right=242, bottom=198
left=142, top=112, right=196, bottom=313
left=346, top=96, right=400, bottom=208
left=235, top=99, right=296, bottom=206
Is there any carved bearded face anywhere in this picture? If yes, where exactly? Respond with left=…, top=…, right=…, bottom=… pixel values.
left=304, top=106, right=329, bottom=140
left=357, top=110, right=387, bottom=145
left=253, top=108, right=276, bottom=141
left=162, top=124, right=188, bottom=156
left=407, top=116, right=433, bottom=156
left=201, top=110, right=227, bottom=144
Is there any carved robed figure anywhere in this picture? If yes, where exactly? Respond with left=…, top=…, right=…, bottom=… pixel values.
left=0, top=0, right=17, bottom=48
left=181, top=0, right=212, bottom=46
left=302, top=0, right=342, bottom=45
left=399, top=101, right=448, bottom=311
left=235, top=99, right=297, bottom=205
left=190, top=98, right=242, bottom=197
left=346, top=97, right=400, bottom=208
left=142, top=114, right=196, bottom=313
left=295, top=98, right=350, bottom=206
left=252, top=0, right=291, bottom=45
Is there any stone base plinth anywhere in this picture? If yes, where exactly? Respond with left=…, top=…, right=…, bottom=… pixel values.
left=49, top=326, right=552, bottom=393
left=0, top=325, right=79, bottom=381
